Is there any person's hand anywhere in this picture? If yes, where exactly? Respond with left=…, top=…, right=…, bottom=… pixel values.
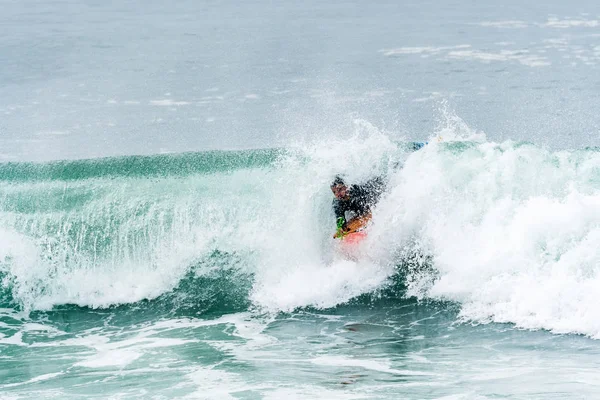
left=334, top=228, right=347, bottom=239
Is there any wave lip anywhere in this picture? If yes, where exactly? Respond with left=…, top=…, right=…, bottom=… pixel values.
left=0, top=148, right=281, bottom=182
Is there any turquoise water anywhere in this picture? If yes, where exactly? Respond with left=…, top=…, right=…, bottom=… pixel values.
left=3, top=142, right=600, bottom=398
left=3, top=0, right=600, bottom=398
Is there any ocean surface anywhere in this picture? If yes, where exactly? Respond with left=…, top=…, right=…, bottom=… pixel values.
left=2, top=1, right=600, bottom=399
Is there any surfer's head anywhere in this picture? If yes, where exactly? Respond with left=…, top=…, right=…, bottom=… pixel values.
left=331, top=176, right=348, bottom=199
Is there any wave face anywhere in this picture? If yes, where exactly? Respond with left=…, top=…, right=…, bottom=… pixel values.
left=2, top=123, right=600, bottom=337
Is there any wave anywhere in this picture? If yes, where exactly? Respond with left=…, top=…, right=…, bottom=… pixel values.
left=0, top=149, right=281, bottom=182
left=2, top=120, right=600, bottom=337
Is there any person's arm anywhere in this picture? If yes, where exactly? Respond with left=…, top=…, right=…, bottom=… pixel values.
left=344, top=212, right=372, bottom=234
left=334, top=213, right=372, bottom=238
left=333, top=200, right=348, bottom=238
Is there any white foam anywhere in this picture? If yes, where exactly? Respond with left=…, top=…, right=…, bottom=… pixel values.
left=413, top=92, right=444, bottom=103
left=381, top=45, right=471, bottom=57
left=35, top=130, right=70, bottom=136
left=446, top=49, right=551, bottom=67
left=476, top=21, right=528, bottom=28
left=40, top=324, right=199, bottom=369
left=311, top=355, right=435, bottom=376
left=364, top=90, right=391, bottom=97
left=382, top=43, right=550, bottom=67
left=367, top=119, right=600, bottom=337
left=149, top=99, right=191, bottom=106
left=543, top=18, right=599, bottom=28
left=263, top=388, right=365, bottom=400
left=184, top=367, right=265, bottom=399
left=21, top=323, right=63, bottom=335
left=0, top=372, right=63, bottom=388
left=0, top=331, right=26, bottom=346
left=74, top=349, right=141, bottom=368
left=250, top=259, right=389, bottom=312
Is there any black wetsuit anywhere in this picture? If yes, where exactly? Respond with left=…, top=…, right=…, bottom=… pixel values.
left=333, top=177, right=385, bottom=229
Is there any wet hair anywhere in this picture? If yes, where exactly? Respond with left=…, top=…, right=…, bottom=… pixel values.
left=331, top=175, right=346, bottom=187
